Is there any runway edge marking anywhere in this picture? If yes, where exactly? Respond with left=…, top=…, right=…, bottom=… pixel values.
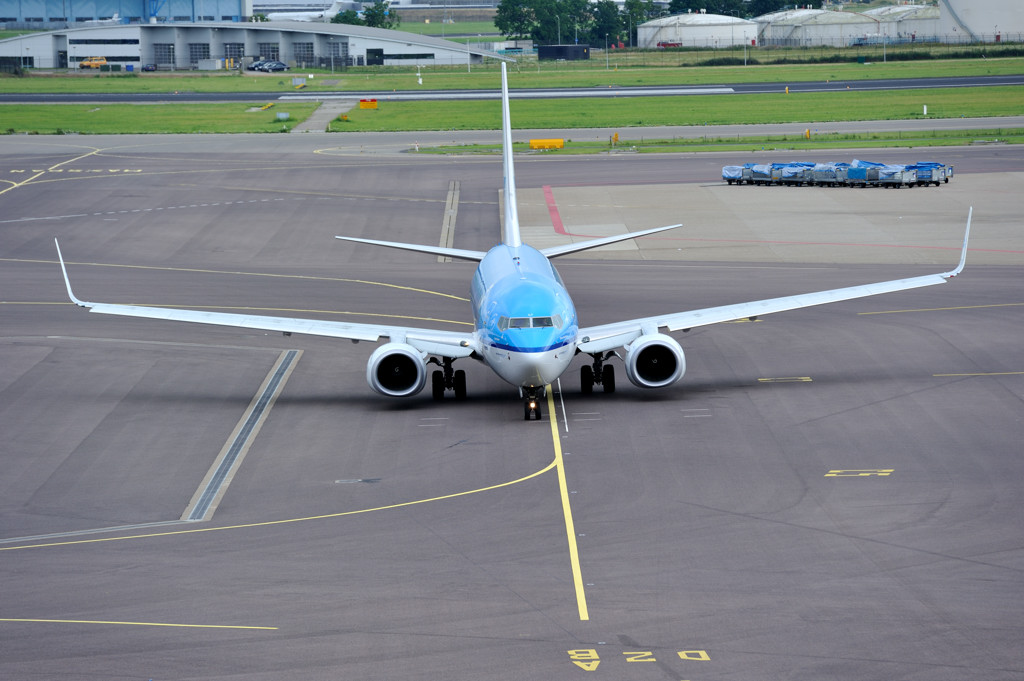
left=182, top=348, right=302, bottom=522
left=548, top=386, right=590, bottom=621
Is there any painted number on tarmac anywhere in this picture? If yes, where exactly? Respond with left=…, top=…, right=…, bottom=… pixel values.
left=568, top=648, right=710, bottom=670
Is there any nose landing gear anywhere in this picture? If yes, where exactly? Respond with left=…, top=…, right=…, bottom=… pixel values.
left=522, top=386, right=544, bottom=420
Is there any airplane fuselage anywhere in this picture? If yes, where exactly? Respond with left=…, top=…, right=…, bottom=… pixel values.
left=471, top=244, right=578, bottom=388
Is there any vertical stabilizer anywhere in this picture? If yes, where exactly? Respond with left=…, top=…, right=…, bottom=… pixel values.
left=500, top=63, right=522, bottom=248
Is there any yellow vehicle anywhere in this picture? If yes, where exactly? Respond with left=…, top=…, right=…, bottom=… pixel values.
left=79, top=56, right=107, bottom=69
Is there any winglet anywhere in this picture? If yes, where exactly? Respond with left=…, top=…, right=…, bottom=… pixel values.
left=500, top=62, right=521, bottom=249
left=55, top=239, right=87, bottom=308
left=943, top=206, right=972, bottom=278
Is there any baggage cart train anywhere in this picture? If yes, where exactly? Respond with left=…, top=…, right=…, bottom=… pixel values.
left=723, top=160, right=952, bottom=188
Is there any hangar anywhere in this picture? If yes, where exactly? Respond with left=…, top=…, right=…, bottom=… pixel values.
left=755, top=8, right=883, bottom=48
left=0, top=21, right=502, bottom=70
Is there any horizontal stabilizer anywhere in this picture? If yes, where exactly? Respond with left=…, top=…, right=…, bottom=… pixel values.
left=541, top=224, right=681, bottom=258
left=335, top=235, right=487, bottom=262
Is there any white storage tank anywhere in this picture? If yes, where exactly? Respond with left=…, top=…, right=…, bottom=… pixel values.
left=638, top=12, right=757, bottom=49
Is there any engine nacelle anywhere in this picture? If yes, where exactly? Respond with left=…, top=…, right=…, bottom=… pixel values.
left=623, top=333, right=686, bottom=389
left=366, top=343, right=428, bottom=397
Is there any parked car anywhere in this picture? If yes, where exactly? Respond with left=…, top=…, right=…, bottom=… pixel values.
left=141, top=63, right=157, bottom=72
left=247, top=60, right=267, bottom=71
left=79, top=56, right=107, bottom=69
left=259, top=61, right=289, bottom=72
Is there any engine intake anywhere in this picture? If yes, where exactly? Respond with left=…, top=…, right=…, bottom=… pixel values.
left=367, top=343, right=428, bottom=397
left=623, top=333, right=686, bottom=389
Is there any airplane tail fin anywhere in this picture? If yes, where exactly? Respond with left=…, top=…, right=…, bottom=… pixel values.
left=500, top=63, right=522, bottom=249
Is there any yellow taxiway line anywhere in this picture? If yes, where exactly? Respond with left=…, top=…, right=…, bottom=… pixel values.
left=547, top=387, right=590, bottom=621
left=0, top=618, right=276, bottom=630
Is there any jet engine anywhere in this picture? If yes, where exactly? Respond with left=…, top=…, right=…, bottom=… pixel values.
left=623, top=333, right=686, bottom=389
left=366, top=343, right=428, bottom=397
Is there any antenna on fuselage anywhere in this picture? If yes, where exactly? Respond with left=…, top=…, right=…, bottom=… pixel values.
left=500, top=62, right=522, bottom=249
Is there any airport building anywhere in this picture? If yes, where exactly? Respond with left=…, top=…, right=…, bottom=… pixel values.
left=0, top=0, right=253, bottom=26
left=0, top=21, right=502, bottom=70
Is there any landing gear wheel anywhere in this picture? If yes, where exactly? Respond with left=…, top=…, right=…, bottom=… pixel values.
left=602, top=364, right=616, bottom=393
left=453, top=369, right=467, bottom=401
left=431, top=370, right=445, bottom=401
left=581, top=365, right=594, bottom=394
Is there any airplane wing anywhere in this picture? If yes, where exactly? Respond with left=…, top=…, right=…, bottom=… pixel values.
left=577, top=209, right=972, bottom=354
left=55, top=241, right=477, bottom=358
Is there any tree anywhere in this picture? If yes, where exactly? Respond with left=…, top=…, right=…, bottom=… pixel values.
left=495, top=0, right=536, bottom=40
left=747, top=0, right=789, bottom=18
left=621, top=0, right=660, bottom=47
left=361, top=0, right=400, bottom=29
left=666, top=0, right=744, bottom=15
left=331, top=9, right=364, bottom=25
left=590, top=0, right=621, bottom=45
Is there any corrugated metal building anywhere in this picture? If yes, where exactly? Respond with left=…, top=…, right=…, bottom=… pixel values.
left=862, top=5, right=941, bottom=42
left=756, top=9, right=879, bottom=48
left=0, top=22, right=502, bottom=69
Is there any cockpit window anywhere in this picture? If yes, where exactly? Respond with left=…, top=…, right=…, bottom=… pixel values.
left=499, top=315, right=563, bottom=330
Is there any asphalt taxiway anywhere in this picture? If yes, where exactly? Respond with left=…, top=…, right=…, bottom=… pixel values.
left=1, top=134, right=1022, bottom=680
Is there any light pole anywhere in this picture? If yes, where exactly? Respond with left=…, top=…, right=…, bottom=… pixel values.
left=605, top=33, right=609, bottom=69
left=556, top=14, right=561, bottom=45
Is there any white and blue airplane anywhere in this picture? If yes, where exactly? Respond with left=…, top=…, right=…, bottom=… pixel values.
left=57, top=63, right=971, bottom=420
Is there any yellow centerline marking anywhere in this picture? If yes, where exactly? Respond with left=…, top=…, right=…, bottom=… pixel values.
left=934, top=371, right=1024, bottom=377
left=548, top=386, right=589, bottom=621
left=0, top=618, right=277, bottom=630
left=859, top=302, right=1024, bottom=315
left=0, top=461, right=557, bottom=552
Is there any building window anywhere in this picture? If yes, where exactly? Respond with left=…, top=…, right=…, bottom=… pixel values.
left=223, top=42, right=245, bottom=59
left=153, top=43, right=175, bottom=67
left=257, top=43, right=279, bottom=61
left=188, top=43, right=211, bottom=65
left=293, top=42, right=313, bottom=65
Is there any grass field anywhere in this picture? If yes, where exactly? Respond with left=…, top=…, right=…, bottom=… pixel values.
left=420, top=127, right=1024, bottom=155
left=0, top=102, right=319, bottom=134
left=1, top=85, right=1019, bottom=137
left=328, top=86, right=1024, bottom=131
left=3, top=56, right=1022, bottom=93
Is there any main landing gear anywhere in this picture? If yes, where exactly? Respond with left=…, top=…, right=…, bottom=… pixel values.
left=430, top=357, right=466, bottom=401
left=522, top=387, right=544, bottom=421
left=580, top=352, right=616, bottom=394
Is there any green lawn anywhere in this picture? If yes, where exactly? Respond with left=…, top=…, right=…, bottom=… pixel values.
left=0, top=102, right=319, bottom=134
left=3, top=56, right=1022, bottom=93
left=329, top=86, right=1024, bottom=131
left=1, top=85, right=1020, bottom=135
